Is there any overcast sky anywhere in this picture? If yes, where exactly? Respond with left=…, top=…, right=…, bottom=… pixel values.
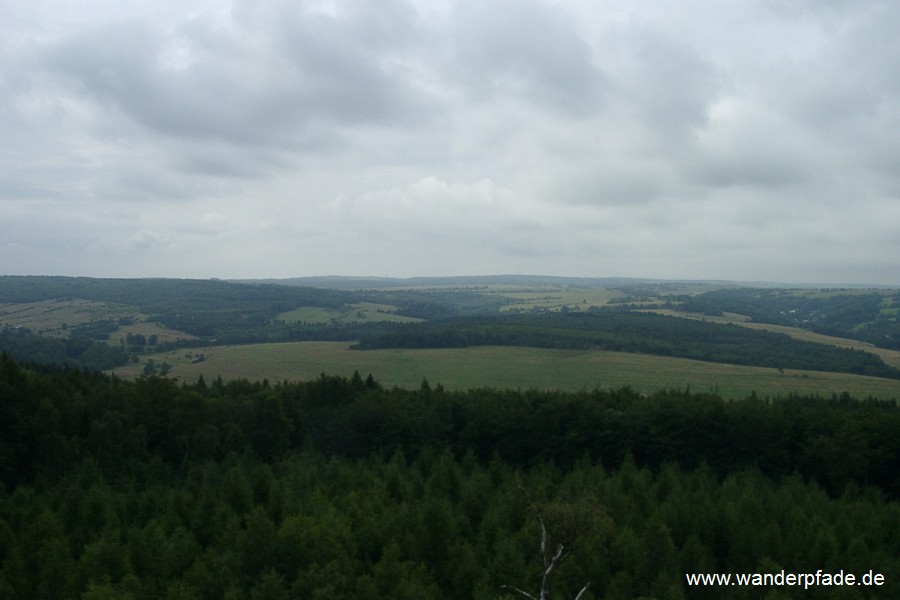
left=2, top=0, right=898, bottom=284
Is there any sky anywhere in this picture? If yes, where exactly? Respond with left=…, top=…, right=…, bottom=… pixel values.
left=2, top=0, right=899, bottom=285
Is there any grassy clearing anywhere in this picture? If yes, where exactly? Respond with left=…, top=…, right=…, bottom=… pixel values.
left=0, top=299, right=134, bottom=338
left=276, top=306, right=344, bottom=324
left=277, top=302, right=422, bottom=325
left=486, top=281, right=724, bottom=313
left=110, top=342, right=900, bottom=400
left=110, top=322, right=197, bottom=346
left=0, top=299, right=197, bottom=346
left=491, top=286, right=626, bottom=312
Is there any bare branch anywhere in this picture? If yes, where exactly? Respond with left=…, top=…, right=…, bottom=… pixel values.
left=573, top=582, right=592, bottom=600
left=508, top=480, right=602, bottom=600
left=516, top=479, right=553, bottom=569
left=501, top=584, right=539, bottom=600
left=541, top=544, right=562, bottom=582
left=539, top=515, right=549, bottom=568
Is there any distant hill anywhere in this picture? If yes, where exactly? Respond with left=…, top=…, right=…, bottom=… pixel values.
left=3, top=274, right=898, bottom=379
left=238, top=274, right=890, bottom=290
left=236, top=274, right=684, bottom=289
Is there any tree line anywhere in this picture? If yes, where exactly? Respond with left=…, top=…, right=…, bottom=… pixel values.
left=0, top=324, right=129, bottom=372
left=4, top=353, right=897, bottom=497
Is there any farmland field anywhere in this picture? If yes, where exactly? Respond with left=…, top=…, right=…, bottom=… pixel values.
left=276, top=302, right=423, bottom=324
left=0, top=299, right=134, bottom=337
left=0, top=298, right=196, bottom=345
left=489, top=286, right=626, bottom=311
left=111, top=341, right=900, bottom=400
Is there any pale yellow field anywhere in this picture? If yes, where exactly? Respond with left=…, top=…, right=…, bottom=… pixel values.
left=0, top=298, right=196, bottom=345
left=276, top=302, right=423, bottom=325
left=494, top=287, right=626, bottom=312
left=0, top=299, right=133, bottom=338
left=0, top=299, right=126, bottom=337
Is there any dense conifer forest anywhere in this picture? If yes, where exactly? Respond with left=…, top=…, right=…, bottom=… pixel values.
left=1, top=353, right=898, bottom=598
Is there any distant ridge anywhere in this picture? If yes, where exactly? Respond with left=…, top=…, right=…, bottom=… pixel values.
left=230, top=275, right=900, bottom=290
left=3, top=274, right=892, bottom=290
left=234, top=274, right=678, bottom=290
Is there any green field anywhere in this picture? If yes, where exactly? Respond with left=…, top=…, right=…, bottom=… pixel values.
left=111, top=342, right=900, bottom=400
left=276, top=302, right=423, bottom=325
left=486, top=286, right=623, bottom=311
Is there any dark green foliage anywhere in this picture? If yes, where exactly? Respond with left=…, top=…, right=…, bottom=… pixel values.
left=69, top=319, right=119, bottom=341
left=1, top=354, right=898, bottom=598
left=2, top=450, right=897, bottom=598
left=0, top=325, right=129, bottom=371
left=373, top=288, right=511, bottom=319
left=2, top=352, right=898, bottom=496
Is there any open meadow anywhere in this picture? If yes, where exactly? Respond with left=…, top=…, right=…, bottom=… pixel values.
left=276, top=302, right=423, bottom=324
left=0, top=299, right=132, bottom=337
left=111, top=341, right=900, bottom=400
left=0, top=298, right=196, bottom=345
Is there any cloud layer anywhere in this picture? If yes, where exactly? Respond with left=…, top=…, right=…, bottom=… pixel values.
left=2, top=0, right=898, bottom=284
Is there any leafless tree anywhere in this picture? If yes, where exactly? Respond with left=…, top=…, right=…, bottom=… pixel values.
left=502, top=485, right=609, bottom=600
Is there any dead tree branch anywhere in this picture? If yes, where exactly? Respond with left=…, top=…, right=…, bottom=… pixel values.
left=503, top=482, right=594, bottom=600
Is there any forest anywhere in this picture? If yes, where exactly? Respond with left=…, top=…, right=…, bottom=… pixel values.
left=1, top=353, right=898, bottom=598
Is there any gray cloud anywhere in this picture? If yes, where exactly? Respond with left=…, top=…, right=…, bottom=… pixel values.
left=453, top=0, right=606, bottom=116
left=39, top=2, right=435, bottom=148
left=615, top=28, right=720, bottom=143
left=686, top=102, right=814, bottom=189
left=1, top=0, right=898, bottom=284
